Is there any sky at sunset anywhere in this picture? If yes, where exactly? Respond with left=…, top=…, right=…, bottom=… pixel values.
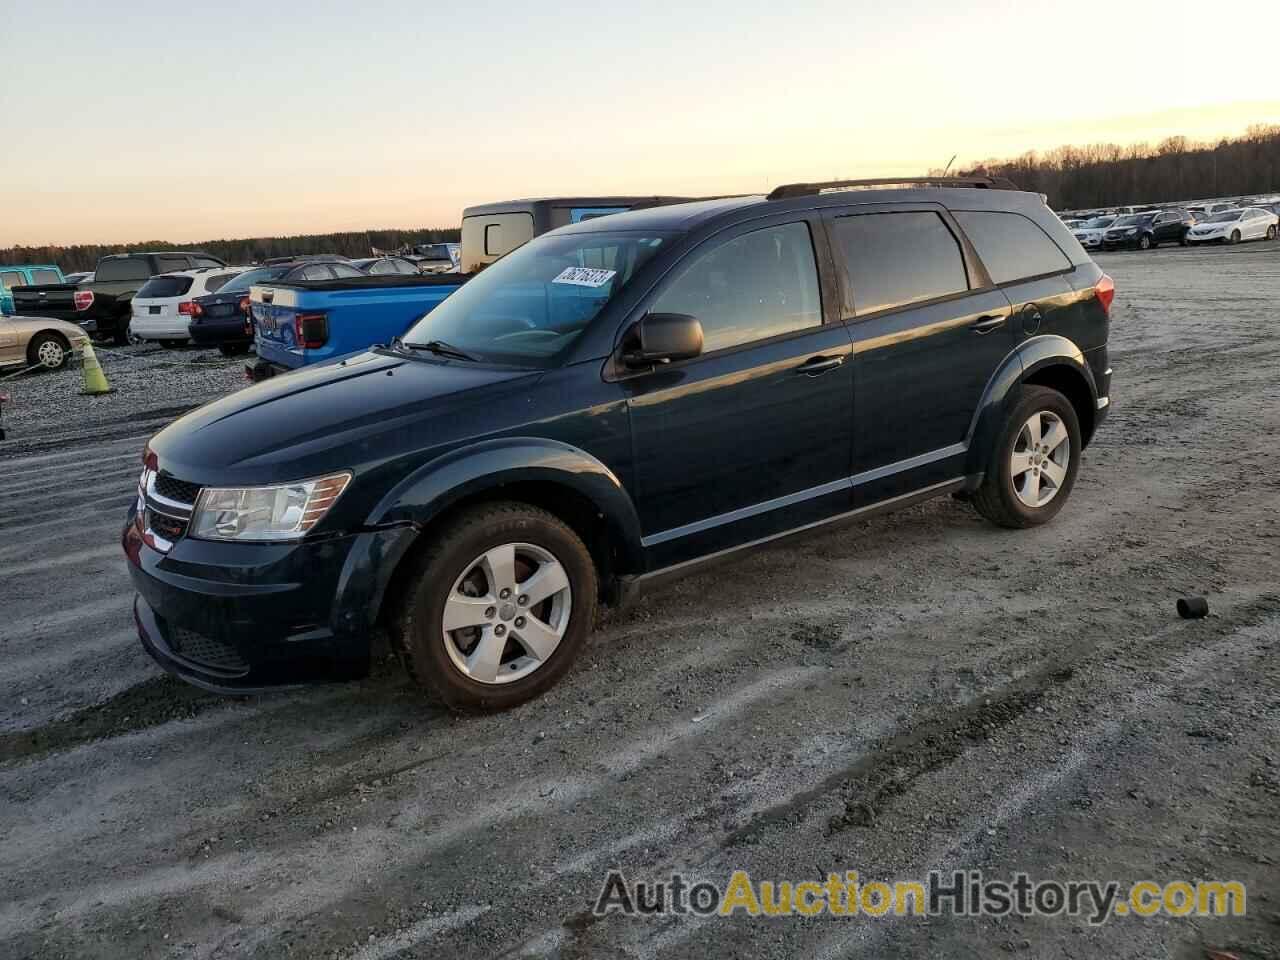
left=3, top=0, right=1279, bottom=246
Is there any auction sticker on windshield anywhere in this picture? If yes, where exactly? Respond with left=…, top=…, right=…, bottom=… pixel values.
left=553, top=267, right=616, bottom=288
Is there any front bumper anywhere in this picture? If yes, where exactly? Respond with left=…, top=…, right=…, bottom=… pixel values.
left=123, top=510, right=417, bottom=692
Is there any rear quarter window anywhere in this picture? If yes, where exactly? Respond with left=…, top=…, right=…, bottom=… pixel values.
left=137, top=276, right=194, bottom=298
left=953, top=211, right=1072, bottom=285
left=96, top=258, right=152, bottom=282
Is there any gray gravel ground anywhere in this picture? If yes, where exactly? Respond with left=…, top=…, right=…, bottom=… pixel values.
left=1, top=244, right=1278, bottom=960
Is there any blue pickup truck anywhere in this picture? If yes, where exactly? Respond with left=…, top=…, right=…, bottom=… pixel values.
left=248, top=274, right=469, bottom=378
left=0, top=264, right=66, bottom=315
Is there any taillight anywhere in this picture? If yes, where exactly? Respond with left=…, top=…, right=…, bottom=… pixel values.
left=239, top=296, right=250, bottom=314
left=74, top=290, right=94, bottom=311
left=294, top=312, right=328, bottom=350
left=1095, top=274, right=1115, bottom=316
left=178, top=301, right=196, bottom=316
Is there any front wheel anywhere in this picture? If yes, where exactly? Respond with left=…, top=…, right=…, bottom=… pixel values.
left=392, top=502, right=598, bottom=711
left=1267, top=225, right=1277, bottom=241
left=972, top=386, right=1083, bottom=529
left=1137, top=234, right=1153, bottom=250
left=27, top=332, right=70, bottom=371
left=1228, top=230, right=1241, bottom=245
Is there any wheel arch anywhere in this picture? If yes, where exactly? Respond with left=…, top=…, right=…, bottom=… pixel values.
left=369, top=438, right=645, bottom=623
left=26, top=328, right=72, bottom=365
left=965, top=335, right=1099, bottom=476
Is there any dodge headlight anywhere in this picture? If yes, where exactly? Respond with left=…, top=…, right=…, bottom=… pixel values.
left=190, top=472, right=351, bottom=542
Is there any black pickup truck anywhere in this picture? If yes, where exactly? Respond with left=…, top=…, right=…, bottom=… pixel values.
left=14, top=251, right=226, bottom=345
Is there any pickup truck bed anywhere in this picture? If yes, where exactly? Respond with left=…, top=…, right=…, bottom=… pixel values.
left=249, top=273, right=469, bottom=378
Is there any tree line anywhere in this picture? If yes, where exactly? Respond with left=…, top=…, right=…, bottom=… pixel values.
left=931, top=124, right=1280, bottom=210
left=0, top=227, right=461, bottom=274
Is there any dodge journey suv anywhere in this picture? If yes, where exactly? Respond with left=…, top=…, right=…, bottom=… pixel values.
left=123, top=177, right=1113, bottom=711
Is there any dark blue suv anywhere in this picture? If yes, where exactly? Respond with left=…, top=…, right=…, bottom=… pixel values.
left=123, top=178, right=1114, bottom=711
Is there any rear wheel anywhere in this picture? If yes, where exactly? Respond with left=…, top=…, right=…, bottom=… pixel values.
left=391, top=502, right=598, bottom=711
left=1137, top=234, right=1153, bottom=250
left=27, top=332, right=70, bottom=371
left=1267, top=225, right=1277, bottom=241
left=972, top=386, right=1082, bottom=529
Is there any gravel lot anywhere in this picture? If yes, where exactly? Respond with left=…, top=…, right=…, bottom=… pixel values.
left=1, top=244, right=1278, bottom=959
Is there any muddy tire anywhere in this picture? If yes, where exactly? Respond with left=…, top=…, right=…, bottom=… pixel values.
left=391, top=502, right=597, bottom=712
left=972, top=386, right=1082, bottom=529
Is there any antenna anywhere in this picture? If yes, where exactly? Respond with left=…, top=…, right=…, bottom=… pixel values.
left=942, top=154, right=957, bottom=175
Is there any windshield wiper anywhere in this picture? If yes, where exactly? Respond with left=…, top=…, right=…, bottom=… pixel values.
left=391, top=337, right=477, bottom=362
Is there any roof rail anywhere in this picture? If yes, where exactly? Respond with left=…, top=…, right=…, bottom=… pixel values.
left=767, top=176, right=1020, bottom=201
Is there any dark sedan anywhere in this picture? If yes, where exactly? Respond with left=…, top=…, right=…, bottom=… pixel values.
left=189, top=260, right=366, bottom=355
left=1101, top=209, right=1193, bottom=250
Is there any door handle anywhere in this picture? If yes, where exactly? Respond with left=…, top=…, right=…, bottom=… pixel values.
left=796, top=355, right=846, bottom=376
left=969, top=315, right=1006, bottom=334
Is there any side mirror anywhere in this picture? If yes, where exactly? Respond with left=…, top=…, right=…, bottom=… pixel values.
left=625, top=313, right=703, bottom=367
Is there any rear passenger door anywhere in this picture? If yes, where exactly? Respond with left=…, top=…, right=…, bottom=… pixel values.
left=825, top=205, right=1013, bottom=502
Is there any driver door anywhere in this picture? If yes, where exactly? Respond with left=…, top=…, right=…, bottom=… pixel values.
left=620, top=218, right=855, bottom=569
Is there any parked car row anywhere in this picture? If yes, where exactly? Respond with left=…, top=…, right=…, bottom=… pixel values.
left=1067, top=205, right=1278, bottom=251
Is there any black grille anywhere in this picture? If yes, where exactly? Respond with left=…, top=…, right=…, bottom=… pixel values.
left=169, top=626, right=249, bottom=674
left=154, top=475, right=201, bottom=504
left=147, top=509, right=187, bottom=542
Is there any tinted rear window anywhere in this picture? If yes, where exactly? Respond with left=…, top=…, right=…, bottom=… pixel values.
left=96, top=258, right=151, bottom=282
left=832, top=211, right=969, bottom=315
left=204, top=273, right=240, bottom=293
left=137, top=276, right=194, bottom=298
left=218, top=267, right=288, bottom=294
left=953, top=211, right=1072, bottom=285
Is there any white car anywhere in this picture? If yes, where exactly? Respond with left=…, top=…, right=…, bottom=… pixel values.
left=129, top=267, right=249, bottom=345
left=1072, top=215, right=1119, bottom=250
left=1185, top=208, right=1279, bottom=246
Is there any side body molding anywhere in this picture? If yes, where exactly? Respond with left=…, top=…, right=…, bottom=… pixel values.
left=963, top=334, right=1098, bottom=479
left=368, top=437, right=647, bottom=573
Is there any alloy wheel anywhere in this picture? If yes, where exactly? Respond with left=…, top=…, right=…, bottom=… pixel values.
left=36, top=340, right=65, bottom=369
left=441, top=542, right=572, bottom=684
left=1011, top=410, right=1070, bottom=508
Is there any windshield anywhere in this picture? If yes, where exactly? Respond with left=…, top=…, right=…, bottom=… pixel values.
left=1205, top=210, right=1241, bottom=223
left=1113, top=214, right=1153, bottom=227
left=1083, top=216, right=1115, bottom=228
left=402, top=231, right=669, bottom=365
left=217, top=266, right=289, bottom=294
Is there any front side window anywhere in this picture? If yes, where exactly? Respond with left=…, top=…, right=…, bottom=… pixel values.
left=650, top=221, right=822, bottom=354
left=954, top=211, right=1072, bottom=285
left=404, top=230, right=669, bottom=365
left=832, top=211, right=968, bottom=315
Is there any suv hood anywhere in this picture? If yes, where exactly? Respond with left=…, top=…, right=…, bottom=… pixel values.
left=148, top=350, right=540, bottom=482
